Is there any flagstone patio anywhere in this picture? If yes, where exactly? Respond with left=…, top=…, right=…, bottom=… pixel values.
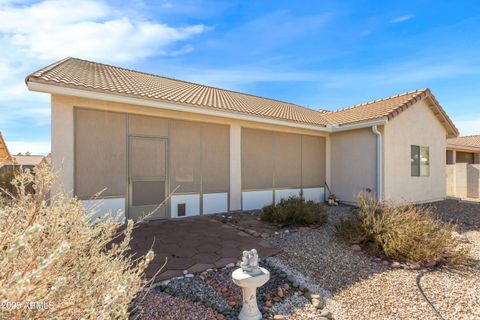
left=128, top=216, right=280, bottom=280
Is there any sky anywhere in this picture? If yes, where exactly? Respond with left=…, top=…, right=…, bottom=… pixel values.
left=0, top=0, right=479, bottom=155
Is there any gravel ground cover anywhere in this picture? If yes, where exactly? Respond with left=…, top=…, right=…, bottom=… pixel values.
left=268, top=205, right=388, bottom=293
left=267, top=202, right=480, bottom=320
left=136, top=291, right=224, bottom=320
left=137, top=260, right=305, bottom=320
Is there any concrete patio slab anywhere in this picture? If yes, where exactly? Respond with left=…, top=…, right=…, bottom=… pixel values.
left=127, top=216, right=281, bottom=281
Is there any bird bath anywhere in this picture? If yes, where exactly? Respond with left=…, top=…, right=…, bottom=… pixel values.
left=232, top=249, right=270, bottom=320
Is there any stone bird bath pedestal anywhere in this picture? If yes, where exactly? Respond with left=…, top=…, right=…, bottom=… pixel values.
left=232, top=249, right=270, bottom=320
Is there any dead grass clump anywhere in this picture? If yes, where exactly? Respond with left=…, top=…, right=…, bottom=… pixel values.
left=336, top=194, right=468, bottom=266
left=0, top=165, right=154, bottom=319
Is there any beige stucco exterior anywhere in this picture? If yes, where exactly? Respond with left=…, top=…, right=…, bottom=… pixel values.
left=330, top=128, right=377, bottom=203
left=51, top=94, right=329, bottom=218
left=50, top=91, right=455, bottom=216
left=51, top=95, right=75, bottom=195
left=383, top=99, right=447, bottom=203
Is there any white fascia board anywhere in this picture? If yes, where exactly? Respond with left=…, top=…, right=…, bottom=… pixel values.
left=27, top=81, right=331, bottom=133
left=330, top=118, right=388, bottom=132
left=447, top=145, right=480, bottom=153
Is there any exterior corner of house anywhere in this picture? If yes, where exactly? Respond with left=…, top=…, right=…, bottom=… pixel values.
left=229, top=124, right=242, bottom=211
left=51, top=94, right=75, bottom=196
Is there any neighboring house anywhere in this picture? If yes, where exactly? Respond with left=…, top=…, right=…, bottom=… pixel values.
left=13, top=155, right=46, bottom=171
left=446, top=135, right=480, bottom=199
left=0, top=131, right=14, bottom=168
left=25, top=58, right=458, bottom=220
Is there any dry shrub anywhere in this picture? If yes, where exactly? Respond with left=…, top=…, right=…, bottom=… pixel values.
left=0, top=165, right=154, bottom=319
left=336, top=194, right=468, bottom=266
left=261, top=196, right=327, bottom=226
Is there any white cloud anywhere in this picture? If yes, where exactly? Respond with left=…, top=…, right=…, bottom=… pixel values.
left=390, top=14, right=415, bottom=24
left=7, top=140, right=51, bottom=155
left=0, top=0, right=207, bottom=147
left=0, top=0, right=206, bottom=63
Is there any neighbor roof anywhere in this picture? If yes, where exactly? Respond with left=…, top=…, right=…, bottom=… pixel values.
left=0, top=131, right=13, bottom=164
left=447, top=135, right=480, bottom=151
left=13, top=155, right=45, bottom=166
left=26, top=57, right=458, bottom=136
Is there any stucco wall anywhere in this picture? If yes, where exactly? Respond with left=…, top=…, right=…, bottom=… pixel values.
left=51, top=94, right=329, bottom=216
left=383, top=99, right=447, bottom=203
left=330, top=128, right=377, bottom=203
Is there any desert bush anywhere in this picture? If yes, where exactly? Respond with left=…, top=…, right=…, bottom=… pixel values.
left=336, top=194, right=468, bottom=266
left=0, top=164, right=154, bottom=319
left=261, top=196, right=326, bottom=226
left=0, top=168, right=21, bottom=197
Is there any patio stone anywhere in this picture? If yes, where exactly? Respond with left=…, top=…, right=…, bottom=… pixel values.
left=126, top=216, right=279, bottom=280
left=171, top=246, right=198, bottom=258
left=195, top=244, right=221, bottom=253
left=166, top=257, right=196, bottom=270
left=192, top=252, right=220, bottom=264
left=215, top=247, right=242, bottom=258
left=214, top=257, right=238, bottom=268
left=188, top=263, right=216, bottom=273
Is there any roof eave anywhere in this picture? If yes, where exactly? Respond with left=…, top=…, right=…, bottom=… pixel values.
left=27, top=80, right=332, bottom=133
left=328, top=118, right=388, bottom=132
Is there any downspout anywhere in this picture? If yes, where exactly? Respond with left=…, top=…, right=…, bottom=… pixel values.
left=372, top=125, right=382, bottom=200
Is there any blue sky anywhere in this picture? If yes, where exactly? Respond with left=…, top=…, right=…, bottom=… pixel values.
left=0, top=0, right=479, bottom=155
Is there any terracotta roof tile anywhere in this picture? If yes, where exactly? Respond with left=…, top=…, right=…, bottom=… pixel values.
left=447, top=135, right=480, bottom=149
left=25, top=58, right=458, bottom=136
left=26, top=58, right=329, bottom=126
left=322, top=89, right=458, bottom=137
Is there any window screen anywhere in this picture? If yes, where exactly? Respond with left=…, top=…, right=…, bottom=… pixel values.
left=274, top=133, right=302, bottom=188
left=241, top=128, right=274, bottom=190
left=301, top=135, right=326, bottom=187
left=170, top=120, right=201, bottom=193
left=75, top=109, right=127, bottom=198
left=128, top=114, right=168, bottom=137
left=201, top=123, right=229, bottom=193
left=131, top=180, right=165, bottom=206
left=129, top=138, right=166, bottom=179
left=411, top=145, right=429, bottom=177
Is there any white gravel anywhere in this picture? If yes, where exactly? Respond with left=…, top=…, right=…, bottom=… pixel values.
left=268, top=202, right=480, bottom=320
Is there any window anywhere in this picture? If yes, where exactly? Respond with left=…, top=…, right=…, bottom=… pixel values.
left=411, top=145, right=429, bottom=177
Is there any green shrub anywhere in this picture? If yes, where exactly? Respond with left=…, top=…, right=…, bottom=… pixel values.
left=0, top=165, right=154, bottom=319
left=261, top=196, right=326, bottom=226
left=336, top=194, right=468, bottom=266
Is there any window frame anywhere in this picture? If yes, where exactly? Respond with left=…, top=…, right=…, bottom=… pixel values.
left=411, top=145, right=430, bottom=177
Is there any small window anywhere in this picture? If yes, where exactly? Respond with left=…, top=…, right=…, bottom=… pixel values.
left=411, top=145, right=429, bottom=177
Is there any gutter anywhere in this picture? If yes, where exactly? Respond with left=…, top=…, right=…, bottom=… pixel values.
left=27, top=81, right=331, bottom=133
left=27, top=81, right=391, bottom=135
left=371, top=125, right=383, bottom=200
left=329, top=118, right=388, bottom=132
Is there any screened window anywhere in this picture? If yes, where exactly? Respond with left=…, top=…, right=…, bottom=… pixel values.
left=411, top=145, right=429, bottom=177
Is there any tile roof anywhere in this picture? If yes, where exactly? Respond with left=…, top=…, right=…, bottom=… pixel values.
left=26, top=57, right=329, bottom=126
left=322, top=89, right=459, bottom=136
left=0, top=131, right=13, bottom=164
left=13, top=155, right=46, bottom=166
left=25, top=57, right=458, bottom=136
left=447, top=135, right=480, bottom=150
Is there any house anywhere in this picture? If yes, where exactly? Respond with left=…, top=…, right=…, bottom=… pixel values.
left=25, top=57, right=459, bottom=220
left=0, top=131, right=13, bottom=167
left=446, top=135, right=480, bottom=199
left=12, top=155, right=46, bottom=171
